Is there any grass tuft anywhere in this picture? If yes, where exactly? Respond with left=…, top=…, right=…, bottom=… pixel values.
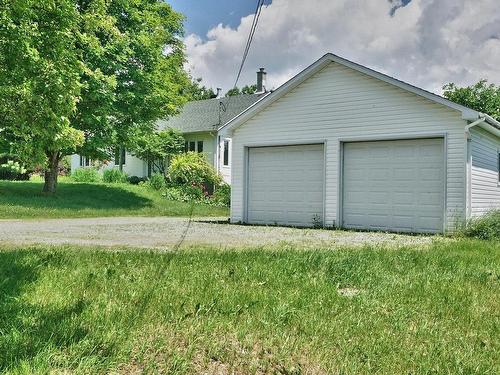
left=464, top=209, right=500, bottom=241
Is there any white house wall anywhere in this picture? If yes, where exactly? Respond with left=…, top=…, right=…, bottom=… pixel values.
left=183, top=132, right=217, bottom=167
left=123, top=153, right=147, bottom=177
left=470, top=127, right=500, bottom=216
left=230, top=61, right=468, bottom=230
left=70, top=152, right=147, bottom=177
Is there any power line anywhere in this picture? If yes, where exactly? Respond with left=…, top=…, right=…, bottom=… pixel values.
left=221, top=0, right=264, bottom=119
left=233, top=0, right=264, bottom=90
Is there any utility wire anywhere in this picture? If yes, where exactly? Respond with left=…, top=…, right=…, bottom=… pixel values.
left=177, top=1, right=265, bottom=248
left=233, top=0, right=264, bottom=89
left=221, top=0, right=265, bottom=117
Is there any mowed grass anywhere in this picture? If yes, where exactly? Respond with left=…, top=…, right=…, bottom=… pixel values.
left=0, top=240, right=498, bottom=374
left=0, top=179, right=228, bottom=219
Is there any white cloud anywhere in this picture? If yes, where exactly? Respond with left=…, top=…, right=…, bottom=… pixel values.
left=184, top=0, right=500, bottom=94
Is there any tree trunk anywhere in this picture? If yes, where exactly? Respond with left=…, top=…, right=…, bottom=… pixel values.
left=43, top=151, right=60, bottom=194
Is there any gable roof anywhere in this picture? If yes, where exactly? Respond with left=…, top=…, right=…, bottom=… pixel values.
left=157, top=93, right=267, bottom=134
left=221, top=53, right=500, bottom=135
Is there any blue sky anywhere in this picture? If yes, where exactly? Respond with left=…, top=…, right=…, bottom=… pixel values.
left=177, top=0, right=500, bottom=93
left=169, top=0, right=272, bottom=37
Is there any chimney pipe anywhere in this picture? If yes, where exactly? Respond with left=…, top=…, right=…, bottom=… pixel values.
left=256, top=68, right=266, bottom=93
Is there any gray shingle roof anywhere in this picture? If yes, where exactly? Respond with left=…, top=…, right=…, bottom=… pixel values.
left=157, top=93, right=266, bottom=133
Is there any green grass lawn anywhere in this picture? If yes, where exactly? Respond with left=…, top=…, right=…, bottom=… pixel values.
left=0, top=240, right=498, bottom=374
left=0, top=179, right=228, bottom=219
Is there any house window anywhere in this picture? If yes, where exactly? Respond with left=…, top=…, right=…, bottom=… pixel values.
left=184, top=140, right=204, bottom=153
left=223, top=140, right=229, bottom=166
left=80, top=155, right=90, bottom=167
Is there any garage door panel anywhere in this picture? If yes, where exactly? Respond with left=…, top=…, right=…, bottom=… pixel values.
left=343, top=138, right=444, bottom=233
left=247, top=144, right=324, bottom=227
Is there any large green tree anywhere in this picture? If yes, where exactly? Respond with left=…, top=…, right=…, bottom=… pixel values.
left=443, top=80, right=500, bottom=122
left=183, top=77, right=216, bottom=101
left=0, top=0, right=188, bottom=193
left=74, top=0, right=188, bottom=174
left=0, top=0, right=84, bottom=192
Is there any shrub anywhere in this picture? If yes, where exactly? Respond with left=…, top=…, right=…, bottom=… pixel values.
left=464, top=210, right=500, bottom=240
left=59, top=156, right=71, bottom=176
left=128, top=175, right=147, bottom=185
left=168, top=152, right=222, bottom=186
left=103, top=169, right=128, bottom=183
left=71, top=168, right=100, bottom=183
left=0, top=160, right=29, bottom=180
left=148, top=173, right=166, bottom=190
left=164, top=184, right=205, bottom=202
left=212, top=183, right=231, bottom=206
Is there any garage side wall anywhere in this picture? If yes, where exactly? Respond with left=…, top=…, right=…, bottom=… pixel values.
left=470, top=127, right=500, bottom=216
left=230, top=62, right=467, bottom=230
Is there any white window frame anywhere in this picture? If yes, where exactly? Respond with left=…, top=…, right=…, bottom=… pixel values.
left=222, top=139, right=231, bottom=167
left=185, top=140, right=204, bottom=153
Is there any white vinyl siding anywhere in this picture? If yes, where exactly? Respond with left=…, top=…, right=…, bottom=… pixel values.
left=247, top=144, right=324, bottom=226
left=230, top=61, right=467, bottom=231
left=342, top=139, right=444, bottom=233
left=470, top=127, right=500, bottom=216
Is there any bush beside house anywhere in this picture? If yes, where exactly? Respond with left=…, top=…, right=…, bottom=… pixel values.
left=102, top=169, right=128, bottom=183
left=163, top=152, right=229, bottom=206
left=71, top=168, right=101, bottom=183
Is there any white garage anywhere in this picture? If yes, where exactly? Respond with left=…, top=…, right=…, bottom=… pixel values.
left=222, top=54, right=500, bottom=233
left=247, top=144, right=324, bottom=226
left=342, top=138, right=444, bottom=233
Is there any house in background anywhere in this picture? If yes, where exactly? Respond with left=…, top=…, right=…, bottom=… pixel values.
left=223, top=53, right=500, bottom=233
left=71, top=69, right=269, bottom=183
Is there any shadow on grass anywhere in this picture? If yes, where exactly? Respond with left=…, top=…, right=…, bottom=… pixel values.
left=0, top=251, right=107, bottom=371
left=0, top=181, right=152, bottom=211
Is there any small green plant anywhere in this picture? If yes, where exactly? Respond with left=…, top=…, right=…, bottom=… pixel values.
left=464, top=210, right=500, bottom=240
left=148, top=173, right=166, bottom=190
left=164, top=184, right=206, bottom=201
left=71, top=168, right=100, bottom=183
left=0, top=160, right=28, bottom=180
left=168, top=152, right=222, bottom=186
left=212, top=183, right=231, bottom=206
left=103, top=169, right=128, bottom=183
left=312, top=214, right=323, bottom=229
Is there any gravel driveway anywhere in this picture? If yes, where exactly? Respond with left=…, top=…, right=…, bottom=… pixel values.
left=0, top=216, right=436, bottom=250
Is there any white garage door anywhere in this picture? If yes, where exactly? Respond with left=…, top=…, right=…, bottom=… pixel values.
left=247, top=144, right=324, bottom=227
left=342, top=138, right=444, bottom=233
